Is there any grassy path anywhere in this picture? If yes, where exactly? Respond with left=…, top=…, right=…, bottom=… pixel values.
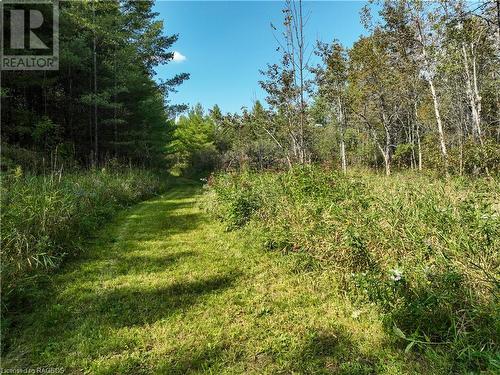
left=3, top=182, right=429, bottom=374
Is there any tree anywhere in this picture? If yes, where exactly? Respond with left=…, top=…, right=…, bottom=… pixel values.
left=1, top=0, right=188, bottom=170
left=259, top=0, right=310, bottom=166
left=167, top=105, right=218, bottom=175
left=312, top=40, right=350, bottom=172
left=349, top=30, right=405, bottom=175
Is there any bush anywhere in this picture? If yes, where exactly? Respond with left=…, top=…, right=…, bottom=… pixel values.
left=204, top=171, right=262, bottom=229
left=1, top=167, right=165, bottom=303
left=423, top=136, right=500, bottom=176
left=205, top=167, right=500, bottom=372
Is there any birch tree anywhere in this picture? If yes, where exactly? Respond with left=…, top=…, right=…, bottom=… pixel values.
left=312, top=41, right=349, bottom=173
left=411, top=2, right=449, bottom=170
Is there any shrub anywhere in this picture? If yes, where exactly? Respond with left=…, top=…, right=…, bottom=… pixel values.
left=204, top=172, right=262, bottom=229
left=1, top=167, right=165, bottom=303
left=204, top=167, right=500, bottom=371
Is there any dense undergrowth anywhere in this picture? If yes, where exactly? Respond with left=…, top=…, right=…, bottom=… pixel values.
left=204, top=167, right=500, bottom=372
left=1, top=168, right=166, bottom=313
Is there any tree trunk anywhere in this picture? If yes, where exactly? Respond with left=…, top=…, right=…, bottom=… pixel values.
left=93, top=1, right=98, bottom=165
left=383, top=139, right=391, bottom=176
left=381, top=108, right=392, bottom=176
left=372, top=126, right=391, bottom=176
left=416, top=19, right=448, bottom=170
left=376, top=142, right=391, bottom=176
left=384, top=154, right=391, bottom=176
left=462, top=43, right=483, bottom=142
left=414, top=101, right=422, bottom=171
left=416, top=121, right=423, bottom=171
left=497, top=0, right=500, bottom=36
left=297, top=0, right=305, bottom=164
left=462, top=43, right=490, bottom=176
left=68, top=67, right=74, bottom=147
left=89, top=74, right=93, bottom=164
left=496, top=72, right=500, bottom=142
left=428, top=78, right=447, bottom=168
left=410, top=123, right=416, bottom=170
left=459, top=126, right=464, bottom=176
left=337, top=98, right=347, bottom=173
left=340, top=138, right=347, bottom=173
left=113, top=54, right=118, bottom=157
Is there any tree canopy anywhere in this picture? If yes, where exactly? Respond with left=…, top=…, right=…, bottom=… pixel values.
left=2, top=0, right=188, bottom=170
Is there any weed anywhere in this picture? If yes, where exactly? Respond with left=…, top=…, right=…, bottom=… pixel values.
left=205, top=167, right=500, bottom=372
left=1, top=168, right=165, bottom=309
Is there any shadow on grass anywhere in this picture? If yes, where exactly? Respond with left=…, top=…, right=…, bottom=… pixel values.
left=82, top=272, right=240, bottom=328
left=1, top=185, right=216, bottom=356
left=94, top=343, right=228, bottom=374
left=125, top=212, right=207, bottom=241
left=112, top=251, right=197, bottom=276
left=4, top=271, right=240, bottom=365
left=156, top=344, right=228, bottom=374
left=139, top=200, right=194, bottom=211
left=291, top=327, right=377, bottom=374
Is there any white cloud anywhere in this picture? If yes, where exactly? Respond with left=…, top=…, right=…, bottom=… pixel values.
left=172, top=51, right=186, bottom=63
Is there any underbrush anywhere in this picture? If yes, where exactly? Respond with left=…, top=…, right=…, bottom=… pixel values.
left=204, top=167, right=500, bottom=372
left=1, top=167, right=166, bottom=309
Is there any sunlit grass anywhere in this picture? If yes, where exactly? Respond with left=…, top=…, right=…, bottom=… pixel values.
left=205, top=168, right=499, bottom=373
left=3, top=179, right=452, bottom=374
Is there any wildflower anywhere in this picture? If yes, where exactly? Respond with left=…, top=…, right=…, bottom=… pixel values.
left=389, top=268, right=403, bottom=282
left=200, top=177, right=208, bottom=182
left=351, top=310, right=362, bottom=319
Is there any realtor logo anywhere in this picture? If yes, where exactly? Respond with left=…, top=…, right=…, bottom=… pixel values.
left=1, top=0, right=59, bottom=70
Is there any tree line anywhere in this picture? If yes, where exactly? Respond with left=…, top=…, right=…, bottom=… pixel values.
left=1, top=0, right=188, bottom=171
left=173, top=0, right=499, bottom=176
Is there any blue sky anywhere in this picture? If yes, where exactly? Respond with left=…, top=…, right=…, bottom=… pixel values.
left=153, top=1, right=368, bottom=114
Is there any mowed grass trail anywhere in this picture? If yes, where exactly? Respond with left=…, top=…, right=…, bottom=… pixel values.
left=3, top=181, right=432, bottom=374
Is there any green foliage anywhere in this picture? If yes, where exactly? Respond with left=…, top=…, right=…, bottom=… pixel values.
left=204, top=0, right=499, bottom=175
left=2, top=184, right=438, bottom=373
left=204, top=172, right=262, bottom=229
left=205, top=168, right=500, bottom=372
left=393, top=143, right=414, bottom=168
left=167, top=105, right=219, bottom=176
left=2, top=0, right=188, bottom=168
left=423, top=136, right=500, bottom=176
left=32, top=117, right=62, bottom=151
left=0, top=167, right=165, bottom=304
left=0, top=144, right=46, bottom=173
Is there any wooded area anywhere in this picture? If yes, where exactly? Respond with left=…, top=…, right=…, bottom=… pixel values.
left=1, top=1, right=499, bottom=373
left=171, top=0, right=499, bottom=177
left=1, top=0, right=188, bottom=171
left=2, top=0, right=499, bottom=177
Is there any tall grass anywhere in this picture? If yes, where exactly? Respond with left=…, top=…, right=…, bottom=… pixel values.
left=1, top=167, right=165, bottom=304
left=204, top=167, right=500, bottom=372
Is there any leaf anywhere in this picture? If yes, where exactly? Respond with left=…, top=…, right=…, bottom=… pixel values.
left=405, top=341, right=416, bottom=353
left=393, top=325, right=406, bottom=339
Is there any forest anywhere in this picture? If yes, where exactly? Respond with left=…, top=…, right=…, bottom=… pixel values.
left=1, top=0, right=499, bottom=374
left=170, top=1, right=500, bottom=177
left=2, top=0, right=188, bottom=170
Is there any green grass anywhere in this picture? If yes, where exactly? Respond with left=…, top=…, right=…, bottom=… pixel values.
left=204, top=168, right=499, bottom=373
left=1, top=178, right=446, bottom=374
left=1, top=168, right=165, bottom=306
